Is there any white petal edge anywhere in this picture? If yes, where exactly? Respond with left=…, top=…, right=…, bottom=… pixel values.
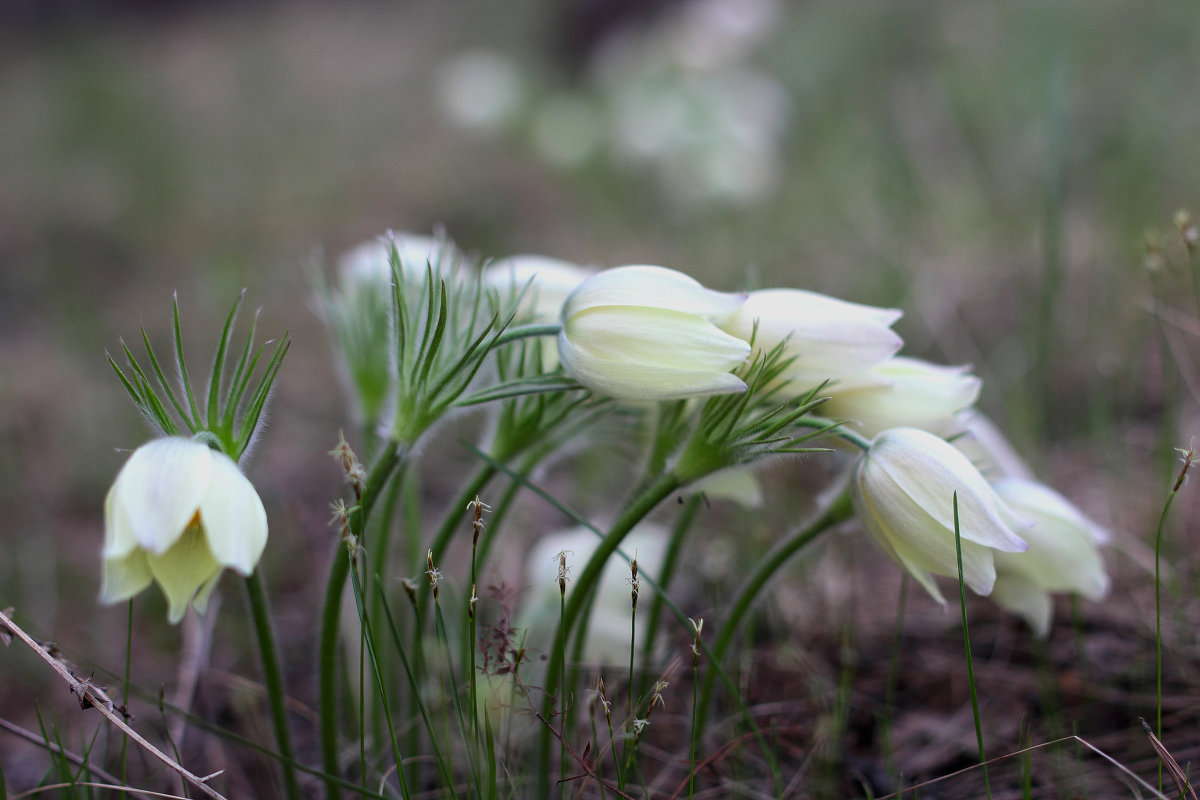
left=112, top=438, right=213, bottom=555
left=198, top=452, right=269, bottom=575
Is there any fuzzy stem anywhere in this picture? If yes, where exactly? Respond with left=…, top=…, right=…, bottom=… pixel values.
left=694, top=491, right=851, bottom=735
left=245, top=570, right=301, bottom=800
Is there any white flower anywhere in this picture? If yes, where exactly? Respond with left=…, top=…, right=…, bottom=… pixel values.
left=338, top=230, right=458, bottom=286
left=558, top=265, right=751, bottom=400
left=717, top=289, right=903, bottom=396
left=483, top=254, right=596, bottom=323
left=100, top=438, right=268, bottom=624
left=989, top=478, right=1110, bottom=637
left=952, top=412, right=1036, bottom=482
left=517, top=525, right=667, bottom=667
left=852, top=427, right=1028, bottom=603
left=822, top=357, right=982, bottom=438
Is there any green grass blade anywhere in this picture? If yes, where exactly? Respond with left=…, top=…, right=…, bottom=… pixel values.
left=207, top=290, right=245, bottom=426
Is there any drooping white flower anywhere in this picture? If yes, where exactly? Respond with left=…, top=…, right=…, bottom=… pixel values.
left=558, top=265, right=751, bottom=400
left=989, top=478, right=1110, bottom=637
left=101, top=437, right=268, bottom=623
left=823, top=356, right=982, bottom=438
left=852, top=427, right=1028, bottom=603
left=717, top=288, right=903, bottom=397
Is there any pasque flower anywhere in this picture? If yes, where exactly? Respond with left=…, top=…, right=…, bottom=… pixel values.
left=557, top=265, right=751, bottom=400
left=988, top=478, right=1110, bottom=637
left=717, top=288, right=903, bottom=396
left=822, top=356, right=982, bottom=438
left=100, top=437, right=268, bottom=623
left=852, top=427, right=1028, bottom=602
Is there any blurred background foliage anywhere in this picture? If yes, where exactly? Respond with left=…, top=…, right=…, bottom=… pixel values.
left=1, top=0, right=1200, bottom=783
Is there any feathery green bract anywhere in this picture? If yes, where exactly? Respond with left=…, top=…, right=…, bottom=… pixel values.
left=108, top=291, right=290, bottom=462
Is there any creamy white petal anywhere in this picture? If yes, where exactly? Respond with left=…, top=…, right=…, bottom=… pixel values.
left=825, top=357, right=982, bottom=437
left=567, top=306, right=750, bottom=369
left=99, top=549, right=153, bottom=605
left=993, top=479, right=1110, bottom=600
left=145, top=523, right=223, bottom=624
left=560, top=332, right=747, bottom=400
left=990, top=572, right=1053, bottom=638
left=867, top=430, right=1027, bottom=553
left=562, top=265, right=746, bottom=319
left=719, top=289, right=903, bottom=392
left=197, top=451, right=269, bottom=575
left=111, top=438, right=213, bottom=555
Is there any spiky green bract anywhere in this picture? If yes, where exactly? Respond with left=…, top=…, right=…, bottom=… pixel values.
left=386, top=242, right=536, bottom=445
left=671, top=338, right=833, bottom=485
left=108, top=292, right=290, bottom=462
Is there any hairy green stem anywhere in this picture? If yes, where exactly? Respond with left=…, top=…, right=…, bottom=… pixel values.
left=245, top=570, right=301, bottom=800
left=695, top=492, right=852, bottom=736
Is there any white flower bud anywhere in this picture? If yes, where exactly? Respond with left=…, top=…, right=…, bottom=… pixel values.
left=717, top=288, right=902, bottom=396
left=823, top=356, right=982, bottom=438
left=852, top=427, right=1028, bottom=603
left=101, top=438, right=268, bottom=624
left=558, top=265, right=751, bottom=400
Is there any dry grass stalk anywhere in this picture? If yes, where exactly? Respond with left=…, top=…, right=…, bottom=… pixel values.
left=0, top=608, right=230, bottom=800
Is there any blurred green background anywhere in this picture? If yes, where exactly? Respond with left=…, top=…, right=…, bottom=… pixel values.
left=2, top=0, right=1199, bottom=776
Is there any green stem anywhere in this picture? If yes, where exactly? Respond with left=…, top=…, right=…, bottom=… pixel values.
left=319, top=441, right=407, bottom=800
left=245, top=570, right=301, bottom=800
left=1153, top=450, right=1191, bottom=792
left=537, top=471, right=683, bottom=797
left=694, top=492, right=852, bottom=736
left=954, top=493, right=991, bottom=800
left=794, top=416, right=872, bottom=452
left=120, top=600, right=132, bottom=800
left=640, top=494, right=701, bottom=690
left=491, top=322, right=561, bottom=348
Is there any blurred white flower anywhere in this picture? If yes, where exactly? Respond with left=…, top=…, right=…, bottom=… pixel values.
left=339, top=230, right=459, bottom=286
left=517, top=525, right=667, bottom=667
left=100, top=437, right=268, bottom=623
left=718, top=289, right=903, bottom=397
left=852, top=427, right=1028, bottom=603
left=437, top=50, right=525, bottom=133
left=989, top=478, right=1110, bottom=637
left=823, top=356, right=982, bottom=438
left=953, top=411, right=1036, bottom=482
left=483, top=254, right=596, bottom=323
left=558, top=265, right=750, bottom=400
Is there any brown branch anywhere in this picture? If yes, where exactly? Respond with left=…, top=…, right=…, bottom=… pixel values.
left=0, top=608, right=229, bottom=800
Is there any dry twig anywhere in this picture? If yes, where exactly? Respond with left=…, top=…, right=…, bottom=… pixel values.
left=0, top=608, right=230, bottom=800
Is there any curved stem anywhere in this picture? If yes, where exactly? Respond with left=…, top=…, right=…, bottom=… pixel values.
left=245, top=570, right=301, bottom=800
left=794, top=416, right=872, bottom=452
left=694, top=491, right=852, bottom=736
left=639, top=494, right=702, bottom=688
left=491, top=322, right=560, bottom=348
left=318, top=441, right=407, bottom=800
left=536, top=470, right=683, bottom=797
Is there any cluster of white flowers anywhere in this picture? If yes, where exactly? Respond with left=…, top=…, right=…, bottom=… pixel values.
left=542, top=257, right=1108, bottom=638
left=436, top=0, right=790, bottom=209
left=101, top=229, right=1109, bottom=640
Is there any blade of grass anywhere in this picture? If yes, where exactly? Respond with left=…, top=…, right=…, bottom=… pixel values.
left=953, top=492, right=990, bottom=800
